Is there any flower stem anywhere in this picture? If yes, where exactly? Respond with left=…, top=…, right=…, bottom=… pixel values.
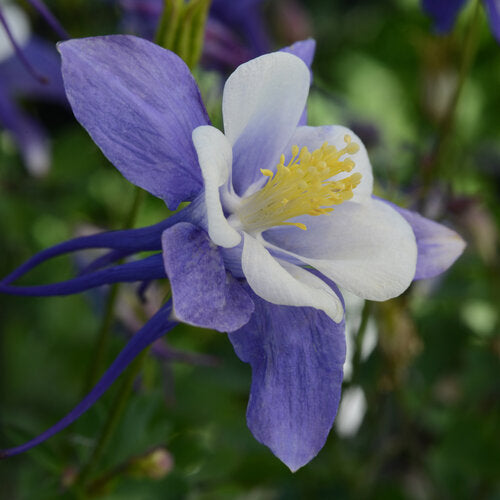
left=84, top=186, right=145, bottom=393
left=350, top=300, right=373, bottom=384
left=420, top=0, right=482, bottom=205
left=76, top=347, right=150, bottom=490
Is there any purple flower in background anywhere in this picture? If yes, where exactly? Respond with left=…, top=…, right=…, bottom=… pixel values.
left=209, top=0, right=270, bottom=54
left=0, top=36, right=465, bottom=470
left=0, top=1, right=66, bottom=175
left=422, top=0, right=500, bottom=43
left=119, top=0, right=269, bottom=69
left=119, top=0, right=163, bottom=39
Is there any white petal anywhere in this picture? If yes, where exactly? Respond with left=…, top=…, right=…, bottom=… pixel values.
left=241, top=233, right=343, bottom=322
left=286, top=125, right=373, bottom=202
left=192, top=125, right=241, bottom=248
left=222, top=52, right=310, bottom=195
left=335, top=386, right=367, bottom=438
left=264, top=198, right=417, bottom=300
left=25, top=139, right=50, bottom=177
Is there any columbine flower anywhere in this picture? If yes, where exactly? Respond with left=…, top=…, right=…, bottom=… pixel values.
left=0, top=36, right=465, bottom=471
left=422, top=0, right=500, bottom=42
left=119, top=0, right=269, bottom=69
left=0, top=0, right=67, bottom=175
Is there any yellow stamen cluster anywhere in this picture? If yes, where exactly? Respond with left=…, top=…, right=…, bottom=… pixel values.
left=237, top=135, right=362, bottom=232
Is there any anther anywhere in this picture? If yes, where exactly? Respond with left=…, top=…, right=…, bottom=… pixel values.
left=236, top=138, right=363, bottom=233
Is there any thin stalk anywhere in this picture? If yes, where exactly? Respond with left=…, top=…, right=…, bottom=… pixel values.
left=350, top=300, right=373, bottom=384
left=84, top=187, right=145, bottom=392
left=76, top=348, right=150, bottom=489
left=420, top=0, right=482, bottom=205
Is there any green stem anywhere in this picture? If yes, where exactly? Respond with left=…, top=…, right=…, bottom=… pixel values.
left=84, top=186, right=145, bottom=393
left=420, top=0, right=482, bottom=204
left=76, top=348, right=150, bottom=490
left=350, top=300, right=373, bottom=384
left=123, top=186, right=146, bottom=229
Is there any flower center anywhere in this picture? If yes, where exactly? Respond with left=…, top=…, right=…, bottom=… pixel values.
left=235, top=135, right=362, bottom=233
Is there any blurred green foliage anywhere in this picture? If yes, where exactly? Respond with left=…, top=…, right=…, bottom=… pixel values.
left=1, top=0, right=500, bottom=499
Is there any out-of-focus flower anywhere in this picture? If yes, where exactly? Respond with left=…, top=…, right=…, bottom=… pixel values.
left=0, top=0, right=66, bottom=175
left=67, top=447, right=174, bottom=493
left=335, top=386, right=367, bottom=438
left=422, top=0, right=500, bottom=43
left=273, top=0, right=313, bottom=45
left=0, top=36, right=464, bottom=471
left=119, top=0, right=269, bottom=69
left=127, top=447, right=174, bottom=479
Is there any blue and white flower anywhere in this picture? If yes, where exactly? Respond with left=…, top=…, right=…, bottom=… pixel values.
left=0, top=36, right=465, bottom=471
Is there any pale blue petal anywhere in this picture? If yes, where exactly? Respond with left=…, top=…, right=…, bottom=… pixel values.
left=229, top=285, right=345, bottom=472
left=161, top=222, right=254, bottom=332
left=59, top=35, right=210, bottom=209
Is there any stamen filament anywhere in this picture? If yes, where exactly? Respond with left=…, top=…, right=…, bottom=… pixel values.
left=237, top=136, right=362, bottom=232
